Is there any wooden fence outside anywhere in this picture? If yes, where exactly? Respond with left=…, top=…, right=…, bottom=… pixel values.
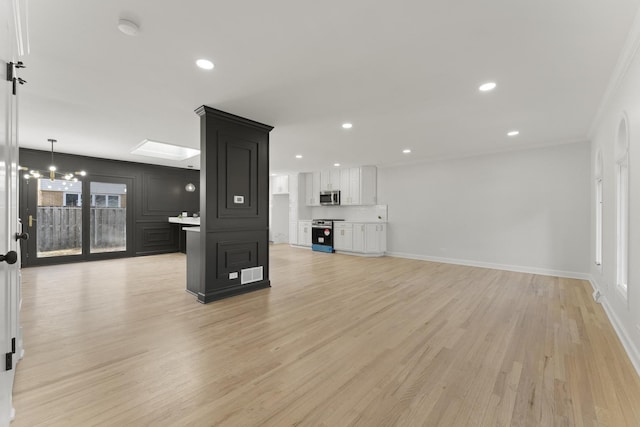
left=37, top=207, right=126, bottom=252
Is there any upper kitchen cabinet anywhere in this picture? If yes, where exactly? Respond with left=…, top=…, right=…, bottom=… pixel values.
left=341, top=166, right=377, bottom=205
left=303, top=166, right=377, bottom=206
left=272, top=175, right=289, bottom=194
left=320, top=169, right=341, bottom=191
left=304, top=172, right=321, bottom=206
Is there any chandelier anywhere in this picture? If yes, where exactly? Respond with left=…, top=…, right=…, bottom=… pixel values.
left=21, top=139, right=87, bottom=182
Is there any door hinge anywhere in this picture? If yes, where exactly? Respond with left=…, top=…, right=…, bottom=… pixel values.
left=5, top=353, right=12, bottom=371
left=11, top=337, right=16, bottom=354
left=6, top=61, right=26, bottom=96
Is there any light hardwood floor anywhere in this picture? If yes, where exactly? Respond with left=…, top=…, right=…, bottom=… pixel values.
left=12, top=245, right=640, bottom=426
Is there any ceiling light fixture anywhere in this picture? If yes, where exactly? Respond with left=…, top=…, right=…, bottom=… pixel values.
left=117, top=19, right=140, bottom=36
left=479, top=82, right=497, bottom=92
left=342, top=123, right=353, bottom=129
left=402, top=149, right=411, bottom=154
left=21, top=139, right=87, bottom=181
left=196, top=59, right=214, bottom=70
left=334, top=163, right=341, bottom=167
left=295, top=154, right=303, bottom=159
left=507, top=130, right=520, bottom=137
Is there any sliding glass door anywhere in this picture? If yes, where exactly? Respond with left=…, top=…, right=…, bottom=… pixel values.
left=35, top=178, right=83, bottom=258
left=21, top=175, right=133, bottom=265
left=90, top=181, right=127, bottom=254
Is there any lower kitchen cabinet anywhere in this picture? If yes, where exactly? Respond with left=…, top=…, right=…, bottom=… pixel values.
left=297, top=220, right=312, bottom=246
left=364, top=223, right=386, bottom=254
left=291, top=220, right=385, bottom=255
left=353, top=223, right=366, bottom=252
left=341, top=222, right=386, bottom=256
left=289, top=221, right=298, bottom=245
left=334, top=223, right=353, bottom=251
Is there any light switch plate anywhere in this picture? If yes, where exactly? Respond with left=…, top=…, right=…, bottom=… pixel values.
left=229, top=272, right=238, bottom=279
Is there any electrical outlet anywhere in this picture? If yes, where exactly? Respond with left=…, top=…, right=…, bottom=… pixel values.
left=229, top=272, right=238, bottom=279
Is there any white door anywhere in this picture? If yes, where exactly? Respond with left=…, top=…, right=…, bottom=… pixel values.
left=1, top=0, right=25, bottom=424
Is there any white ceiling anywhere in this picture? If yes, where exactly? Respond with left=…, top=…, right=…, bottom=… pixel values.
left=17, top=0, right=640, bottom=174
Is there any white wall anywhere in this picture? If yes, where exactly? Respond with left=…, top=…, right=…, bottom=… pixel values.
left=589, top=16, right=640, bottom=374
left=378, top=142, right=591, bottom=277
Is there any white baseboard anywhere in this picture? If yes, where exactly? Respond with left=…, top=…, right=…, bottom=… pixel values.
left=385, top=251, right=590, bottom=280
left=590, top=277, right=640, bottom=378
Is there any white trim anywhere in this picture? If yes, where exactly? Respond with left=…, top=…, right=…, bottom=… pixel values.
left=385, top=251, right=590, bottom=280
left=590, top=277, right=640, bottom=378
left=588, top=5, right=640, bottom=138
left=334, top=250, right=385, bottom=258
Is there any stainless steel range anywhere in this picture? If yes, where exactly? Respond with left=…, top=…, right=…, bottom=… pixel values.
left=311, top=219, right=344, bottom=253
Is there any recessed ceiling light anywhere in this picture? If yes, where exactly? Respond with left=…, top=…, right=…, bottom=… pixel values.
left=196, top=59, right=214, bottom=70
left=507, top=130, right=520, bottom=137
left=479, top=82, right=497, bottom=92
left=117, top=19, right=140, bottom=36
left=131, top=139, right=200, bottom=161
left=334, top=163, right=341, bottom=167
left=342, top=123, right=353, bottom=129
left=402, top=149, right=411, bottom=154
left=295, top=154, right=303, bottom=159
left=271, top=173, right=277, bottom=176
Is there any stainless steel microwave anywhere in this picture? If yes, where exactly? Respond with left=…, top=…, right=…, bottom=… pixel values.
left=320, top=190, right=340, bottom=206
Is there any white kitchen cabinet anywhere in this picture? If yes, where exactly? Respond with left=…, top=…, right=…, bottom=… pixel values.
left=272, top=175, right=289, bottom=194
left=297, top=220, right=312, bottom=246
left=292, top=221, right=385, bottom=255
left=303, top=166, right=376, bottom=206
left=365, top=223, right=386, bottom=253
left=320, top=169, right=341, bottom=191
left=339, top=168, right=356, bottom=205
left=351, top=223, right=386, bottom=254
left=339, top=166, right=377, bottom=205
left=289, top=221, right=298, bottom=245
left=352, top=223, right=366, bottom=252
left=304, top=172, right=321, bottom=206
left=334, top=223, right=353, bottom=251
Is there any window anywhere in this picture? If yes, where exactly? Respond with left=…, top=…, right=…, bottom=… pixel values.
left=63, top=192, right=82, bottom=207
left=615, top=116, right=629, bottom=299
left=91, top=194, right=121, bottom=208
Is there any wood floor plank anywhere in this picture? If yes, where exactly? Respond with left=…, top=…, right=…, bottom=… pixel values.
left=11, top=245, right=640, bottom=426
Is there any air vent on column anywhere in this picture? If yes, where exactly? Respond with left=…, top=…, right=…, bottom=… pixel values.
left=241, top=266, right=263, bottom=284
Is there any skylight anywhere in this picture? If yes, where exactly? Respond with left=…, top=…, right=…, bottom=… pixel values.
left=131, top=140, right=200, bottom=161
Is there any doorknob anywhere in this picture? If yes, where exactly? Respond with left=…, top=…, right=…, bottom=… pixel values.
left=0, top=251, right=17, bottom=265
left=14, top=232, right=29, bottom=241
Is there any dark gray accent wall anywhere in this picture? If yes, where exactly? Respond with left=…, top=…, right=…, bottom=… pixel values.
left=19, top=148, right=199, bottom=266
left=195, top=106, right=272, bottom=303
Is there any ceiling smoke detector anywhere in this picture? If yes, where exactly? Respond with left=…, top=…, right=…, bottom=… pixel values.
left=118, top=19, right=140, bottom=36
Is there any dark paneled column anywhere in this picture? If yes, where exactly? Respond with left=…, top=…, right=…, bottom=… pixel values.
left=194, top=106, right=273, bottom=303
